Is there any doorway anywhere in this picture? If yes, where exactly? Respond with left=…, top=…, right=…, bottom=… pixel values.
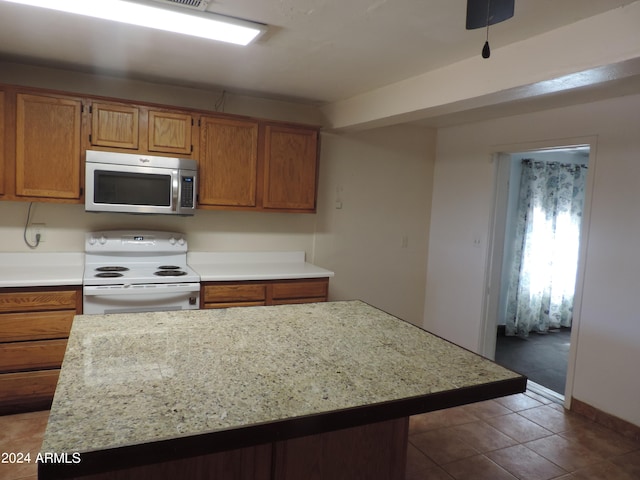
left=485, top=145, right=590, bottom=397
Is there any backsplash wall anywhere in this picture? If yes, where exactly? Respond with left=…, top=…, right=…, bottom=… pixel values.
left=0, top=201, right=317, bottom=254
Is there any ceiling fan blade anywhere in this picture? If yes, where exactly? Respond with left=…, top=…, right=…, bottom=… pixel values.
left=466, top=0, right=515, bottom=30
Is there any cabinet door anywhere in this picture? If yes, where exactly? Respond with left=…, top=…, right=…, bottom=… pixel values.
left=0, top=289, right=79, bottom=313
left=263, top=125, right=318, bottom=211
left=91, top=102, right=139, bottom=149
left=202, top=283, right=267, bottom=309
left=0, top=339, right=67, bottom=372
left=270, top=279, right=328, bottom=305
left=0, top=311, right=75, bottom=342
left=0, top=90, right=5, bottom=196
left=148, top=110, right=193, bottom=155
left=15, top=93, right=82, bottom=199
left=199, top=116, right=258, bottom=207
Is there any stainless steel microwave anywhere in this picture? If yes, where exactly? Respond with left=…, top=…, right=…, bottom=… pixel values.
left=85, top=150, right=197, bottom=215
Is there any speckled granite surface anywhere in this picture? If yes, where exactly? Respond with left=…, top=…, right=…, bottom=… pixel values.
left=42, top=300, right=523, bottom=454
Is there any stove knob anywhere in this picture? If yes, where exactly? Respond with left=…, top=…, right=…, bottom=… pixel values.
left=99, top=235, right=107, bottom=245
left=178, top=237, right=185, bottom=246
left=169, top=237, right=176, bottom=245
left=88, top=236, right=97, bottom=245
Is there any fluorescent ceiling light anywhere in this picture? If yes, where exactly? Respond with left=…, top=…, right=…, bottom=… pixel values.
left=1, top=0, right=266, bottom=45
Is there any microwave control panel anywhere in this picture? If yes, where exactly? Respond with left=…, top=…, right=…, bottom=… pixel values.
left=181, top=176, right=195, bottom=208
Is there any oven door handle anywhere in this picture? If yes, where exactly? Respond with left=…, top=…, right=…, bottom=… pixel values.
left=84, top=285, right=200, bottom=296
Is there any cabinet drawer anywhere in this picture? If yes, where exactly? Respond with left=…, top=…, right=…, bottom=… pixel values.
left=0, top=290, right=79, bottom=313
left=203, top=284, right=266, bottom=303
left=0, top=310, right=74, bottom=342
left=271, top=297, right=327, bottom=306
left=271, top=280, right=328, bottom=300
left=0, top=369, right=60, bottom=413
left=0, top=339, right=67, bottom=373
left=204, top=301, right=267, bottom=309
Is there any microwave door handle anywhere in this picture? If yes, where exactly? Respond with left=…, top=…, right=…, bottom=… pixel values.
left=172, top=171, right=179, bottom=212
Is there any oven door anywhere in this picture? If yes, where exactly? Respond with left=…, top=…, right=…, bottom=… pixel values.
left=83, top=283, right=200, bottom=315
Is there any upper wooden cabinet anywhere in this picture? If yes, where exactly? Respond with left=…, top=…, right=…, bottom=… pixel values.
left=262, top=124, right=319, bottom=212
left=15, top=93, right=82, bottom=200
left=198, top=116, right=259, bottom=208
left=0, top=84, right=320, bottom=212
left=0, top=90, right=5, bottom=196
left=89, top=101, right=194, bottom=156
left=197, top=120, right=320, bottom=213
left=90, top=102, right=139, bottom=149
left=148, top=110, right=193, bottom=155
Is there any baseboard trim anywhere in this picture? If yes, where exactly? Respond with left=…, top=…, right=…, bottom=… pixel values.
left=570, top=397, right=640, bottom=442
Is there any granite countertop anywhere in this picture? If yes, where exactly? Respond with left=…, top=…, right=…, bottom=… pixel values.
left=42, top=300, right=524, bottom=473
left=0, top=253, right=84, bottom=288
left=187, top=251, right=334, bottom=281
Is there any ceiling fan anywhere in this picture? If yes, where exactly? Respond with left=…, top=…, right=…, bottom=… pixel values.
left=466, top=0, right=515, bottom=58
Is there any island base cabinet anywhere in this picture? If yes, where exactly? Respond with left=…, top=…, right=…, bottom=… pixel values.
left=273, top=417, right=408, bottom=480
left=64, top=444, right=272, bottom=480
left=55, top=418, right=408, bottom=480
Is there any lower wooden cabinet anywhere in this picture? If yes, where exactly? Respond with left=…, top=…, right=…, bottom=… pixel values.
left=201, top=278, right=329, bottom=309
left=0, top=286, right=81, bottom=414
left=0, top=370, right=61, bottom=414
left=271, top=280, right=328, bottom=305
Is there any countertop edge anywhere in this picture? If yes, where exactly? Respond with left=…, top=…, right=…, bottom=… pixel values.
left=0, top=279, right=84, bottom=288
left=197, top=269, right=335, bottom=282
left=38, top=376, right=526, bottom=479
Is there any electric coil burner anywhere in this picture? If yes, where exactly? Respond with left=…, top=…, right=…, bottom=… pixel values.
left=83, top=230, right=201, bottom=315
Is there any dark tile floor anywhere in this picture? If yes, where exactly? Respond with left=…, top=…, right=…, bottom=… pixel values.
left=407, top=389, right=640, bottom=480
left=2, top=389, right=640, bottom=480
left=495, top=328, right=571, bottom=395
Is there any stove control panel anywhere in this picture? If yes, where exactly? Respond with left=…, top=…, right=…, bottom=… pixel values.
left=86, top=231, right=188, bottom=253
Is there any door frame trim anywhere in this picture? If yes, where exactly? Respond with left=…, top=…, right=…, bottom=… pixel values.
left=480, top=136, right=598, bottom=408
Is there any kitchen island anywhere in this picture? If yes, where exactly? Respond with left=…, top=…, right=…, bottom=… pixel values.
left=39, top=301, right=526, bottom=479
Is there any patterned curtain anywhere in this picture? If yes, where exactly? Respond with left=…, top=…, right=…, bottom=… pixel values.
left=505, top=159, right=588, bottom=337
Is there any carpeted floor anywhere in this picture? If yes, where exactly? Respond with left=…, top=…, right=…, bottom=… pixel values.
left=495, top=328, right=571, bottom=395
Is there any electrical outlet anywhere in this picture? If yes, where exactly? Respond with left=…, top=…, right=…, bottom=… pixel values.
left=31, top=223, right=46, bottom=243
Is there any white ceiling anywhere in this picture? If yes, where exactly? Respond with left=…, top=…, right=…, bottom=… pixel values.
left=0, top=0, right=637, bottom=106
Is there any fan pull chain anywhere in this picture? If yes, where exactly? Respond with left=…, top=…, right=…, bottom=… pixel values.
left=483, top=0, right=491, bottom=58
left=483, top=25, right=491, bottom=58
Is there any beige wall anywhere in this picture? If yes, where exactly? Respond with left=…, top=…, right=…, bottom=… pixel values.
left=322, top=2, right=640, bottom=130
left=314, top=126, right=435, bottom=325
left=0, top=201, right=318, bottom=254
left=425, top=92, right=640, bottom=427
left=0, top=61, right=323, bottom=125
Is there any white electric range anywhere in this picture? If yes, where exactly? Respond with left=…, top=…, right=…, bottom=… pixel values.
left=83, top=230, right=200, bottom=315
